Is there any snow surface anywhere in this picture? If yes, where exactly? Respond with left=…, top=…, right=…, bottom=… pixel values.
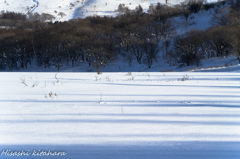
left=0, top=0, right=220, bottom=21
left=0, top=72, right=240, bottom=158
left=0, top=0, right=84, bottom=21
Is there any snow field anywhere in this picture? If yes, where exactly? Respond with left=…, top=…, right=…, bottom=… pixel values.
left=0, top=72, right=240, bottom=145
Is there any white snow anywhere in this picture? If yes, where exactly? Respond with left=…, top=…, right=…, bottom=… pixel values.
left=0, top=0, right=84, bottom=21
left=0, top=0, right=221, bottom=21
left=0, top=72, right=240, bottom=158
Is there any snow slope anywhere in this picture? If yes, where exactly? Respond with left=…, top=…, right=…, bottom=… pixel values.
left=0, top=72, right=240, bottom=158
left=75, top=0, right=220, bottom=17
left=0, top=0, right=84, bottom=21
left=0, top=0, right=220, bottom=21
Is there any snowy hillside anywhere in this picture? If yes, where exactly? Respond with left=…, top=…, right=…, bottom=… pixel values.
left=0, top=0, right=220, bottom=21
left=0, top=0, right=84, bottom=21
left=0, top=72, right=240, bottom=158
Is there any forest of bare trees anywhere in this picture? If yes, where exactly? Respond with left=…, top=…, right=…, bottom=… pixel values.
left=0, top=0, right=240, bottom=72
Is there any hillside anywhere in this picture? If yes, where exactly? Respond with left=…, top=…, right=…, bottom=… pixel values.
left=0, top=0, right=83, bottom=21
left=1, top=0, right=239, bottom=73
left=0, top=0, right=219, bottom=21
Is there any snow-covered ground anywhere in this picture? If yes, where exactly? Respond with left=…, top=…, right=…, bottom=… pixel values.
left=0, top=0, right=220, bottom=21
left=0, top=0, right=84, bottom=21
left=0, top=72, right=240, bottom=158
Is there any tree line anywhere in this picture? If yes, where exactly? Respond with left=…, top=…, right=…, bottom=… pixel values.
left=0, top=0, right=239, bottom=72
